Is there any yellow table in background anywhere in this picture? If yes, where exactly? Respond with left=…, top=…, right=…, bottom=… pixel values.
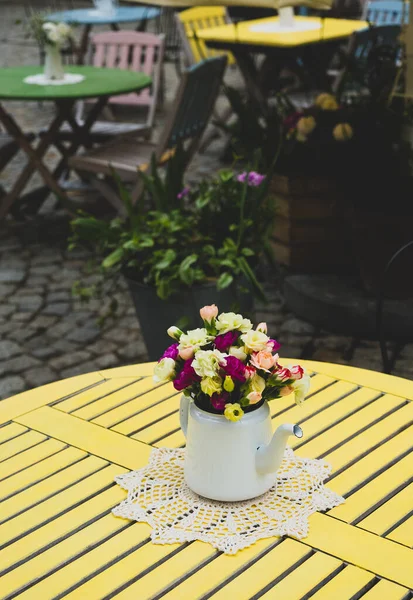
left=1, top=360, right=412, bottom=598
left=198, top=17, right=369, bottom=104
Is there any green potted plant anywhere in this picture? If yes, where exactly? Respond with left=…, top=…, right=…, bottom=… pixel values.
left=69, top=153, right=275, bottom=359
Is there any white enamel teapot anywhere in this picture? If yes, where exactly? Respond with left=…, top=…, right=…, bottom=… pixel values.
left=180, top=395, right=303, bottom=502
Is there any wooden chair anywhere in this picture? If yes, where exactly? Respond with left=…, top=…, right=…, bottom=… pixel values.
left=363, top=0, right=409, bottom=25
left=333, top=24, right=402, bottom=96
left=176, top=6, right=235, bottom=67
left=69, top=56, right=227, bottom=213
left=76, top=31, right=165, bottom=141
left=0, top=124, right=34, bottom=201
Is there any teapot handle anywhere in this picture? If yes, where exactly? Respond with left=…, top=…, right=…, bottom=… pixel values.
left=180, top=395, right=190, bottom=438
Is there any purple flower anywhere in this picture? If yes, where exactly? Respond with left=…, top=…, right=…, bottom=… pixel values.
left=237, top=171, right=266, bottom=187
left=173, top=359, right=200, bottom=391
left=177, top=187, right=190, bottom=200
left=161, top=343, right=179, bottom=361
left=214, top=331, right=239, bottom=352
left=211, top=391, right=229, bottom=411
left=267, top=338, right=281, bottom=352
left=222, top=355, right=246, bottom=382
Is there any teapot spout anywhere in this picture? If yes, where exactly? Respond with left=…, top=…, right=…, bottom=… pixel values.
left=256, top=423, right=303, bottom=476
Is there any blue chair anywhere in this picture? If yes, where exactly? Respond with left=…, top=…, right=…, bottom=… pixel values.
left=364, top=1, right=409, bottom=25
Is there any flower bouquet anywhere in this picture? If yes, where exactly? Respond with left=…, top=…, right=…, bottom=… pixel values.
left=29, top=15, right=74, bottom=81
left=154, top=305, right=310, bottom=421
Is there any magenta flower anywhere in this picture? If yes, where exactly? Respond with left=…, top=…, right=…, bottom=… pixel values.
left=214, top=331, right=239, bottom=352
left=161, top=343, right=179, bottom=361
left=222, top=355, right=246, bottom=382
left=173, top=359, right=200, bottom=391
left=177, top=187, right=190, bottom=200
left=237, top=171, right=266, bottom=187
left=267, top=338, right=281, bottom=352
left=211, top=391, right=229, bottom=410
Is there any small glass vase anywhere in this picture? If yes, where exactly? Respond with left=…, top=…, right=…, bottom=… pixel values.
left=44, top=45, right=64, bottom=81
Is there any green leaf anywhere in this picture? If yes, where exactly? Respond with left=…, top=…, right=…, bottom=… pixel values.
left=242, top=247, right=255, bottom=257
left=102, top=247, right=124, bottom=269
left=217, top=272, right=234, bottom=290
left=155, top=249, right=176, bottom=270
left=179, top=254, right=198, bottom=285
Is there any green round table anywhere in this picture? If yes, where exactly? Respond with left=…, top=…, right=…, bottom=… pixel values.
left=0, top=66, right=151, bottom=219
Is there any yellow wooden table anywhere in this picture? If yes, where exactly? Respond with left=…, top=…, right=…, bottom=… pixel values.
left=198, top=16, right=368, bottom=104
left=1, top=360, right=413, bottom=599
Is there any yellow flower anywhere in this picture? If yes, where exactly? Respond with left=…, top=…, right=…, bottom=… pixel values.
left=200, top=376, right=222, bottom=396
left=224, top=403, right=244, bottom=422
left=223, top=376, right=235, bottom=392
left=315, top=93, right=339, bottom=111
left=250, top=374, right=266, bottom=394
left=333, top=123, right=353, bottom=142
left=296, top=116, right=316, bottom=136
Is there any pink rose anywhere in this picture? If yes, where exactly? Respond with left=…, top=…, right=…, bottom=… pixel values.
left=250, top=350, right=278, bottom=373
left=179, top=346, right=195, bottom=360
left=244, top=366, right=256, bottom=380
left=200, top=304, right=218, bottom=323
left=247, top=391, right=262, bottom=404
left=279, top=385, right=294, bottom=397
left=290, top=365, right=304, bottom=380
left=276, top=367, right=292, bottom=381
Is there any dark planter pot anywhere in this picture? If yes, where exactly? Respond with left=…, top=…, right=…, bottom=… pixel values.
left=125, top=277, right=254, bottom=361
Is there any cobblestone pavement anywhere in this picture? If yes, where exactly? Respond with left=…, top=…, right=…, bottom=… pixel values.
left=0, top=1, right=411, bottom=400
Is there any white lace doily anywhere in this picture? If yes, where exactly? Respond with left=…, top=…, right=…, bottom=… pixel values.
left=249, top=21, right=322, bottom=34
left=113, top=447, right=344, bottom=555
left=23, top=73, right=85, bottom=86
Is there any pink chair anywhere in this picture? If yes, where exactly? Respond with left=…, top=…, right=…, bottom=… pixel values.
left=80, top=30, right=165, bottom=140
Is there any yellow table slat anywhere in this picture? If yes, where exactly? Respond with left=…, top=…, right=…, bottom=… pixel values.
left=0, top=372, right=105, bottom=424
left=197, top=17, right=368, bottom=49
left=113, top=393, right=180, bottom=436
left=0, top=430, right=46, bottom=462
left=0, top=471, right=125, bottom=579
left=0, top=453, right=103, bottom=524
left=387, top=515, right=413, bottom=547
left=132, top=411, right=180, bottom=445
left=360, top=580, right=410, bottom=600
left=94, top=382, right=176, bottom=429
left=329, top=426, right=413, bottom=499
left=0, top=438, right=65, bottom=481
left=204, top=539, right=311, bottom=600
left=72, top=377, right=156, bottom=421
left=55, top=377, right=140, bottom=413
left=304, top=513, right=413, bottom=589
left=15, top=406, right=152, bottom=470
left=98, top=362, right=156, bottom=379
left=286, top=387, right=387, bottom=451
left=154, top=429, right=185, bottom=448
left=63, top=538, right=193, bottom=600
left=0, top=461, right=115, bottom=548
left=357, top=482, right=413, bottom=537
left=297, top=360, right=413, bottom=402
left=324, top=402, right=413, bottom=472
left=260, top=552, right=342, bottom=600
left=0, top=422, right=27, bottom=444
left=0, top=446, right=85, bottom=500
left=0, top=507, right=127, bottom=599
left=308, top=564, right=375, bottom=600
left=308, top=398, right=413, bottom=472
left=16, top=523, right=151, bottom=600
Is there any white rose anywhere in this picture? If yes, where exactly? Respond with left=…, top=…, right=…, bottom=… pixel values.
left=240, top=329, right=270, bottom=353
left=215, top=312, right=253, bottom=335
left=192, top=349, right=226, bottom=378
left=292, top=372, right=311, bottom=405
left=47, top=29, right=61, bottom=43
left=228, top=346, right=247, bottom=361
left=153, top=357, right=176, bottom=383
left=56, top=22, right=72, bottom=38
left=178, top=327, right=210, bottom=351
left=42, top=22, right=56, bottom=32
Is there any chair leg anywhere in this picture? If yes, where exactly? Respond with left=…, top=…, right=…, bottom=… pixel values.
left=72, top=170, right=126, bottom=216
